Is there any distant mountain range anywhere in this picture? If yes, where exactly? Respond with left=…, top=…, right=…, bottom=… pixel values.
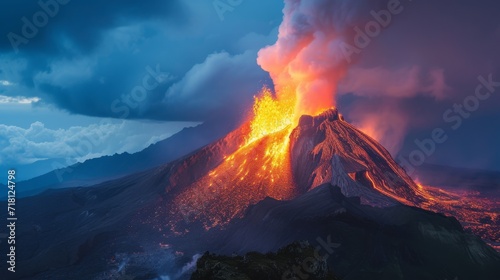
left=413, top=163, right=500, bottom=191
left=0, top=121, right=235, bottom=199
left=0, top=158, right=74, bottom=183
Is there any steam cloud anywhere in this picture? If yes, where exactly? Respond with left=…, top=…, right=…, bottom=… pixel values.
left=174, top=254, right=201, bottom=278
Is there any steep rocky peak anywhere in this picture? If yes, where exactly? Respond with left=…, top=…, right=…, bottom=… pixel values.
left=297, top=108, right=344, bottom=128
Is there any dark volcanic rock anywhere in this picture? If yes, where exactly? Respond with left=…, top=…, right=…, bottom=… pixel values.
left=191, top=242, right=340, bottom=280
left=211, top=184, right=500, bottom=280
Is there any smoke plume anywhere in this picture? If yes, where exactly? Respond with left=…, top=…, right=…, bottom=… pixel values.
left=257, top=0, right=451, bottom=156
left=257, top=0, right=380, bottom=118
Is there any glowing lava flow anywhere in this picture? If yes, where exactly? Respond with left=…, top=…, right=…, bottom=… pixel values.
left=246, top=87, right=295, bottom=145
left=233, top=86, right=297, bottom=189
left=168, top=87, right=301, bottom=231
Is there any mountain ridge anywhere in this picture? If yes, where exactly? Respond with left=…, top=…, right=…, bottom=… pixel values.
left=0, top=121, right=235, bottom=199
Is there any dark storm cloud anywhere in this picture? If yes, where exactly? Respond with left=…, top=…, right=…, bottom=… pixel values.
left=0, top=0, right=186, bottom=54
left=36, top=50, right=271, bottom=123
left=0, top=0, right=187, bottom=107
left=157, top=51, right=272, bottom=122
left=0, top=0, right=282, bottom=124
left=0, top=0, right=189, bottom=119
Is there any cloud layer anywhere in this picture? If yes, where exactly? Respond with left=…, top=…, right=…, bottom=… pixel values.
left=0, top=121, right=192, bottom=165
left=0, top=0, right=282, bottom=123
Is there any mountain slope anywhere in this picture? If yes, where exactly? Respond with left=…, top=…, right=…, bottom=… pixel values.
left=0, top=158, right=72, bottom=183
left=290, top=109, right=424, bottom=205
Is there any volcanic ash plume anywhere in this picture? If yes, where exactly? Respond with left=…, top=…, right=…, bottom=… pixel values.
left=257, top=0, right=374, bottom=119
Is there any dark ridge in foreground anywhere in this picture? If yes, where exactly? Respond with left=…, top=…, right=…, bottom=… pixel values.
left=209, top=184, right=500, bottom=280
left=192, top=242, right=340, bottom=280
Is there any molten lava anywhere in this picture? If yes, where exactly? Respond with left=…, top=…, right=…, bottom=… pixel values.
left=168, top=87, right=302, bottom=231
left=247, top=87, right=295, bottom=145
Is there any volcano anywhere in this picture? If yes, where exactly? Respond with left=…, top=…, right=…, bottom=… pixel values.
left=161, top=108, right=426, bottom=233
left=151, top=106, right=498, bottom=251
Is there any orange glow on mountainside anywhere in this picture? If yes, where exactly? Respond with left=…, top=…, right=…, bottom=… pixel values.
left=168, top=87, right=302, bottom=231
left=168, top=128, right=296, bottom=231
left=167, top=77, right=340, bottom=232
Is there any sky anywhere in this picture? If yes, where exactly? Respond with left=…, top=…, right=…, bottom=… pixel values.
left=0, top=0, right=499, bottom=173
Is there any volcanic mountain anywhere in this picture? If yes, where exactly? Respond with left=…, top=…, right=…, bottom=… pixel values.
left=155, top=106, right=497, bottom=253
left=160, top=108, right=426, bottom=232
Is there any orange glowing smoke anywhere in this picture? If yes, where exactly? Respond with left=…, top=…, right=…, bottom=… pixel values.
left=258, top=40, right=342, bottom=121
left=234, top=0, right=357, bottom=199
left=355, top=119, right=384, bottom=146
left=256, top=0, right=355, bottom=121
